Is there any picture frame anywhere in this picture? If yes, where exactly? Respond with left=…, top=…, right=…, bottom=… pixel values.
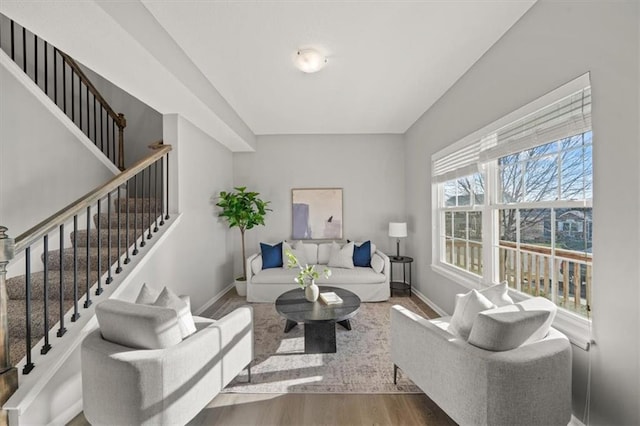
left=292, top=188, right=343, bottom=240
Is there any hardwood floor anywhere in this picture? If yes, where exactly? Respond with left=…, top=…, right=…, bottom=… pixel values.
left=69, top=292, right=455, bottom=425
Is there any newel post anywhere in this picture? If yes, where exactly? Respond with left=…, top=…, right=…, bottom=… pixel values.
left=0, top=227, right=18, bottom=425
left=117, top=113, right=127, bottom=171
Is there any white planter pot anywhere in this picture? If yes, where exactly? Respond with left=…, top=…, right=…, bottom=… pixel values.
left=235, top=279, right=247, bottom=297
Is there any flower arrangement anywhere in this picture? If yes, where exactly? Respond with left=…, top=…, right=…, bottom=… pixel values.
left=285, top=249, right=331, bottom=289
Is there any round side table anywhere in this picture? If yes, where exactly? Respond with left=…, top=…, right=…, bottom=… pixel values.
left=389, top=255, right=413, bottom=296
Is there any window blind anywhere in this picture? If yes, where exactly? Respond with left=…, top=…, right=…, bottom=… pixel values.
left=432, top=78, right=591, bottom=182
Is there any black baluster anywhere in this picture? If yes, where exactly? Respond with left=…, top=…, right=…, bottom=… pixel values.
left=34, top=34, right=37, bottom=86
left=106, top=192, right=113, bottom=284
left=22, top=27, right=26, bottom=72
left=23, top=247, right=34, bottom=374
left=140, top=170, right=146, bottom=248
left=165, top=154, right=170, bottom=220
left=93, top=97, right=97, bottom=145
left=84, top=206, right=92, bottom=308
left=41, top=235, right=51, bottom=355
left=44, top=41, right=48, bottom=95
left=106, top=114, right=110, bottom=161
left=115, top=187, right=122, bottom=274
left=133, top=175, right=139, bottom=255
left=57, top=224, right=67, bottom=337
left=147, top=166, right=152, bottom=240
left=85, top=84, right=89, bottom=136
left=63, top=57, right=66, bottom=115
left=112, top=120, right=116, bottom=166
left=100, top=108, right=104, bottom=152
left=124, top=180, right=131, bottom=264
left=10, top=20, right=14, bottom=60
left=154, top=162, right=159, bottom=232
left=71, top=216, right=79, bottom=322
left=54, top=49, right=58, bottom=106
left=79, top=81, right=83, bottom=131
left=71, top=69, right=75, bottom=124
left=96, top=201, right=103, bottom=296
left=159, top=157, right=165, bottom=226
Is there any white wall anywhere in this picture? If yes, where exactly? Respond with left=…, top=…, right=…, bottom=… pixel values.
left=233, top=134, right=406, bottom=275
left=0, top=53, right=116, bottom=238
left=115, top=114, right=235, bottom=311
left=404, top=1, right=640, bottom=424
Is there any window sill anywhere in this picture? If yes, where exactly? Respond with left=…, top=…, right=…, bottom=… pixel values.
left=431, top=262, right=593, bottom=351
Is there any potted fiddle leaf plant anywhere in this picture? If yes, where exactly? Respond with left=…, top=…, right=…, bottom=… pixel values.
left=216, top=187, right=271, bottom=296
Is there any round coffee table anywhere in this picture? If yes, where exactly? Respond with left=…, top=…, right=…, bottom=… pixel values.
left=275, top=286, right=361, bottom=354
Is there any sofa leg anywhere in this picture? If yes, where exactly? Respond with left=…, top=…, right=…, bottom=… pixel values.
left=393, top=364, right=398, bottom=385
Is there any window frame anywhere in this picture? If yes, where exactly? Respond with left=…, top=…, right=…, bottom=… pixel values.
left=430, top=74, right=593, bottom=348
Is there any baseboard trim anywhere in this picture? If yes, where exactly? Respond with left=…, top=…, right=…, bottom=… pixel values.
left=194, top=282, right=236, bottom=316
left=412, top=288, right=448, bottom=317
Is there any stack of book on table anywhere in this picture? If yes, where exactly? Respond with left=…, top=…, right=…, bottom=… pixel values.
left=320, top=291, right=343, bottom=305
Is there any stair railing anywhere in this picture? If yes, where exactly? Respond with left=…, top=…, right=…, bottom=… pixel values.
left=0, top=14, right=127, bottom=170
left=0, top=143, right=171, bottom=412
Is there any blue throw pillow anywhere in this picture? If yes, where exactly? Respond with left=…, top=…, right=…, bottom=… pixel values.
left=353, top=240, right=372, bottom=267
left=260, top=242, right=283, bottom=269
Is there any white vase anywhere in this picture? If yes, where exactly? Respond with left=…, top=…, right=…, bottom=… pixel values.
left=305, top=281, right=319, bottom=302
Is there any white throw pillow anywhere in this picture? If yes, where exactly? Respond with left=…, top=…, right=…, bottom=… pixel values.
left=284, top=240, right=309, bottom=266
left=468, top=297, right=558, bottom=351
left=448, top=289, right=496, bottom=339
left=135, top=283, right=159, bottom=305
left=153, top=287, right=197, bottom=339
left=328, top=241, right=355, bottom=269
left=479, top=281, right=514, bottom=307
left=251, top=255, right=263, bottom=275
left=371, top=253, right=385, bottom=273
left=317, top=243, right=333, bottom=264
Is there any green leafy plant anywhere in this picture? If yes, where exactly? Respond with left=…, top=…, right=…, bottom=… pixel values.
left=216, top=187, right=271, bottom=281
left=285, top=249, right=331, bottom=289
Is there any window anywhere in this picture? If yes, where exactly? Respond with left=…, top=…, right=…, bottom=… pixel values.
left=433, top=75, right=592, bottom=318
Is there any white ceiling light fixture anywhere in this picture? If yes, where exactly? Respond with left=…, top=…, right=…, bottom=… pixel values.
left=294, top=48, right=327, bottom=73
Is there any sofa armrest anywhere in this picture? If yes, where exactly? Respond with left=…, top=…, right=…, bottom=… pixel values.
left=246, top=253, right=260, bottom=283
left=211, top=305, right=254, bottom=387
left=374, top=250, right=391, bottom=281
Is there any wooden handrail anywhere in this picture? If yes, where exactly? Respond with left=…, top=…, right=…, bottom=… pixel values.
left=56, top=50, right=125, bottom=128
left=14, top=144, right=171, bottom=253
left=499, top=240, right=592, bottom=263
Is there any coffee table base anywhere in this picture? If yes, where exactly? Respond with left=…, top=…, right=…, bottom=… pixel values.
left=283, top=319, right=353, bottom=353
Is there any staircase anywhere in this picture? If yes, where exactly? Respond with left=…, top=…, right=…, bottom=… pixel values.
left=5, top=196, right=162, bottom=366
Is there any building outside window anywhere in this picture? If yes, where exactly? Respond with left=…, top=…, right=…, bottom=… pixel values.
left=433, top=77, right=592, bottom=319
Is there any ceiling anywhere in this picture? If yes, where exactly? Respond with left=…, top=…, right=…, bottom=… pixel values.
left=140, top=1, right=536, bottom=135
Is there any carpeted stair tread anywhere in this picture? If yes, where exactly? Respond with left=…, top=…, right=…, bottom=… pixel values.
left=7, top=298, right=76, bottom=340
left=6, top=270, right=100, bottom=300
left=43, top=247, right=130, bottom=271
left=72, top=228, right=144, bottom=248
left=115, top=197, right=162, bottom=213
left=93, top=212, right=161, bottom=230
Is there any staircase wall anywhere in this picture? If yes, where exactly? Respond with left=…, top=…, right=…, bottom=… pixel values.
left=0, top=52, right=118, bottom=278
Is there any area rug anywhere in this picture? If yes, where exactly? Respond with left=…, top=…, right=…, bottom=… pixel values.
left=209, top=295, right=428, bottom=394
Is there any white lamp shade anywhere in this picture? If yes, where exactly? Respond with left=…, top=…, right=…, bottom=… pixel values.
left=388, top=222, right=407, bottom=238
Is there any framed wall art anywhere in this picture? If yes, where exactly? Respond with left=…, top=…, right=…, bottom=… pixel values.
left=292, top=188, right=343, bottom=240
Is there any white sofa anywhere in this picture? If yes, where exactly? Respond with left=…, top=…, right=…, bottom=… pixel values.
left=391, top=297, right=572, bottom=426
left=246, top=241, right=390, bottom=302
left=81, top=299, right=253, bottom=426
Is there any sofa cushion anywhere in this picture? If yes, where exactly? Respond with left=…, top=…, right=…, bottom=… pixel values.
left=353, top=241, right=372, bottom=267
left=153, top=287, right=197, bottom=339
left=328, top=241, right=355, bottom=269
left=283, top=240, right=311, bottom=266
left=96, top=299, right=183, bottom=349
left=261, top=242, right=283, bottom=269
left=371, top=253, right=385, bottom=273
left=479, top=281, right=514, bottom=307
left=448, top=289, right=496, bottom=339
left=299, top=241, right=318, bottom=265
left=317, top=243, right=333, bottom=264
left=468, top=297, right=557, bottom=351
left=135, top=283, right=159, bottom=304
left=252, top=265, right=386, bottom=285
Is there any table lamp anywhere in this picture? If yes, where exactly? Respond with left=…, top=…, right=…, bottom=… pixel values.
left=388, top=222, right=407, bottom=259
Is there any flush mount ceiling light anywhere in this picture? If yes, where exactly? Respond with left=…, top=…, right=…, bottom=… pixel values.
left=294, top=48, right=327, bottom=73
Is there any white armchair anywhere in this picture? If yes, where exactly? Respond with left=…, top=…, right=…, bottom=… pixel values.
left=81, top=299, right=253, bottom=426
left=391, top=300, right=572, bottom=426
